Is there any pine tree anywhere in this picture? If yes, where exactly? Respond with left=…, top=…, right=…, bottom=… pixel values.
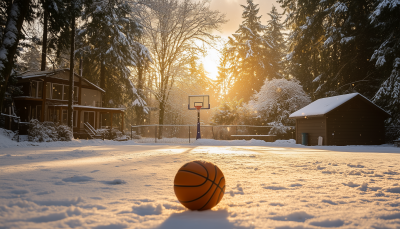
left=370, top=0, right=400, bottom=139
left=0, top=0, right=35, bottom=113
left=79, top=0, right=151, bottom=109
left=38, top=0, right=69, bottom=71
left=279, top=0, right=381, bottom=100
left=264, top=5, right=286, bottom=79
left=226, top=0, right=270, bottom=102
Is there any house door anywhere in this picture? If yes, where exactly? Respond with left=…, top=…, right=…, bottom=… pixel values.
left=84, top=112, right=95, bottom=128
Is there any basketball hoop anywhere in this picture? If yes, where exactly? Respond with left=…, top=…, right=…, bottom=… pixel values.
left=195, top=105, right=202, bottom=113
left=188, top=95, right=210, bottom=140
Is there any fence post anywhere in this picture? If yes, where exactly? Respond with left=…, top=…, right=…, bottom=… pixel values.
left=189, top=126, right=190, bottom=143
left=291, top=127, right=294, bottom=139
left=155, top=125, right=157, bottom=143
left=17, top=118, right=20, bottom=142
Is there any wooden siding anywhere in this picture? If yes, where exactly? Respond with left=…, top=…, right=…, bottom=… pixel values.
left=81, top=88, right=101, bottom=106
left=326, top=96, right=386, bottom=145
left=49, top=71, right=80, bottom=82
left=296, top=117, right=326, bottom=145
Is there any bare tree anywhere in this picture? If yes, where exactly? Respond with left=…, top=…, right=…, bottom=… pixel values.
left=138, top=0, right=225, bottom=138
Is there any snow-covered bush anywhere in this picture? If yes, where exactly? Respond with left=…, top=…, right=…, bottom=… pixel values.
left=55, top=124, right=73, bottom=141
left=211, top=98, right=256, bottom=125
left=212, top=127, right=230, bottom=140
left=28, top=120, right=72, bottom=142
left=97, top=128, right=125, bottom=140
left=248, top=78, right=311, bottom=137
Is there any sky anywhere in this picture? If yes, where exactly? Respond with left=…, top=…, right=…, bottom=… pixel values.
left=201, top=0, right=283, bottom=80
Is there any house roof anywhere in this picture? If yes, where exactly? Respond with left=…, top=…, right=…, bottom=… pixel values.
left=289, top=93, right=389, bottom=118
left=51, top=104, right=125, bottom=112
left=17, top=69, right=105, bottom=93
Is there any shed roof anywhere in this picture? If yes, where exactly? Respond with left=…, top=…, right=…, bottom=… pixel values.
left=289, top=93, right=389, bottom=118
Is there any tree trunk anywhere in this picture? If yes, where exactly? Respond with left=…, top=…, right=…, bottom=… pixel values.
left=158, top=100, right=165, bottom=139
left=68, top=11, right=75, bottom=128
left=0, top=0, right=31, bottom=113
left=135, top=64, right=144, bottom=125
left=100, top=54, right=106, bottom=106
left=41, top=8, right=48, bottom=71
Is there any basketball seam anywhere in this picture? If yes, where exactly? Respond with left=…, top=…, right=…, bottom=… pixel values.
left=216, top=185, right=225, bottom=205
left=178, top=162, right=212, bottom=204
left=174, top=170, right=224, bottom=191
left=199, top=165, right=219, bottom=210
left=174, top=170, right=208, bottom=187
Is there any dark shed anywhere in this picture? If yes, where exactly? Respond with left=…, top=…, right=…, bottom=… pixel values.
left=289, top=93, right=390, bottom=146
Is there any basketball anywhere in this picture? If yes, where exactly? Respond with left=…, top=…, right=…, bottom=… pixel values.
left=174, top=160, right=225, bottom=210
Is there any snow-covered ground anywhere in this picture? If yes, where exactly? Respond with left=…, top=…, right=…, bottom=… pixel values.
left=1, top=132, right=400, bottom=228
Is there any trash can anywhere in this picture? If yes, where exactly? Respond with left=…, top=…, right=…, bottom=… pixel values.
left=302, top=133, right=308, bottom=145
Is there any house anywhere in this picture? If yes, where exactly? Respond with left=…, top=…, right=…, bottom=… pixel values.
left=13, top=69, right=125, bottom=138
left=289, top=93, right=390, bottom=146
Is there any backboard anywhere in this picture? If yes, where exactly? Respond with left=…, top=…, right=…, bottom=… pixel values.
left=188, top=95, right=210, bottom=110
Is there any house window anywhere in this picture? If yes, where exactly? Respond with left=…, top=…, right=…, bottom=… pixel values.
left=64, top=85, right=70, bottom=101
left=63, top=86, right=79, bottom=101
left=29, top=106, right=42, bottom=120
left=30, top=81, right=43, bottom=98
left=52, top=84, right=63, bottom=100
left=37, top=106, right=42, bottom=120
left=46, top=82, right=52, bottom=99
left=84, top=111, right=95, bottom=128
left=30, top=106, right=36, bottom=120
left=62, top=110, right=67, bottom=124
left=50, top=84, right=78, bottom=101
left=74, top=110, right=77, bottom=127
left=61, top=110, right=77, bottom=127
left=74, top=86, right=78, bottom=101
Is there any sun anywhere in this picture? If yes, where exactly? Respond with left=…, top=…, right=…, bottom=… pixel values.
left=201, top=48, right=221, bottom=81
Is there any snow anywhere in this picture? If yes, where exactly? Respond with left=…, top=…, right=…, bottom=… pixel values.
left=290, top=93, right=367, bottom=118
left=333, top=2, right=348, bottom=13
left=1, top=129, right=400, bottom=228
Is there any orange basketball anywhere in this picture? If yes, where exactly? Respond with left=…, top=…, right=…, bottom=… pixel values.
left=174, top=161, right=225, bottom=210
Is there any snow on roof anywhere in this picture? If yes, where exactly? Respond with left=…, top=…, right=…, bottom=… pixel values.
left=17, top=69, right=105, bottom=93
left=19, top=69, right=60, bottom=77
left=289, top=93, right=387, bottom=118
left=51, top=104, right=125, bottom=111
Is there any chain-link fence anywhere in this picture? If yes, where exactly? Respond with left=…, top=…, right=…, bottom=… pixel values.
left=130, top=125, right=295, bottom=144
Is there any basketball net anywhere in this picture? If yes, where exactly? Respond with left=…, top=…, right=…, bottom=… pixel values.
left=195, top=105, right=202, bottom=113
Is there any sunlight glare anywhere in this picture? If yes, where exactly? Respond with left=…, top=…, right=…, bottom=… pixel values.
left=201, top=48, right=221, bottom=80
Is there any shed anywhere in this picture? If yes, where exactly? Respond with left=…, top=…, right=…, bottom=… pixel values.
left=289, top=93, right=390, bottom=146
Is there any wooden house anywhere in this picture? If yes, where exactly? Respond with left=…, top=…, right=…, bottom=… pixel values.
left=13, top=69, right=125, bottom=138
left=289, top=93, right=390, bottom=146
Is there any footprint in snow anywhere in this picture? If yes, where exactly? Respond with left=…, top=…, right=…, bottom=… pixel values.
left=62, top=175, right=94, bottom=182
left=102, top=179, right=126, bottom=185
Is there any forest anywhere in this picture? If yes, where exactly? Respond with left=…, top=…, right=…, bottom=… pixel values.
left=0, top=0, right=399, bottom=140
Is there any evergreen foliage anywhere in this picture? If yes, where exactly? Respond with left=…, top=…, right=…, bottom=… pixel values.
left=264, top=5, right=286, bottom=79
left=210, top=98, right=246, bottom=125
left=218, top=1, right=286, bottom=102
left=370, top=0, right=400, bottom=139
left=28, top=119, right=73, bottom=142
left=78, top=0, right=150, bottom=109
left=279, top=0, right=381, bottom=100
left=225, top=0, right=270, bottom=102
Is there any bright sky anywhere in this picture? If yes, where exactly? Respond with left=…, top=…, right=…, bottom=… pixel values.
left=201, top=0, right=283, bottom=80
